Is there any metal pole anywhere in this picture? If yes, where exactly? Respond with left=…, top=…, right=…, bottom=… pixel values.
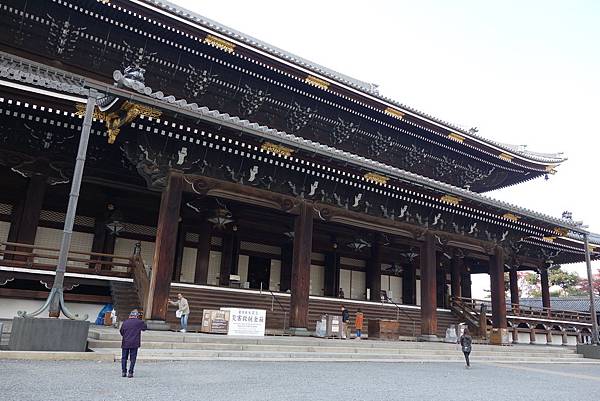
left=48, top=94, right=97, bottom=318
left=584, top=233, right=599, bottom=344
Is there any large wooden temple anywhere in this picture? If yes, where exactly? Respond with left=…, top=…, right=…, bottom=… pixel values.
left=0, top=0, right=598, bottom=344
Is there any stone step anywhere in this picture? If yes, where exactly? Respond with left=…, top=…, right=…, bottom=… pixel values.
left=89, top=348, right=593, bottom=363
left=86, top=339, right=580, bottom=358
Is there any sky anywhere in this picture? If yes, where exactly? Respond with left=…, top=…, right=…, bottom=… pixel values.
left=170, top=0, right=600, bottom=297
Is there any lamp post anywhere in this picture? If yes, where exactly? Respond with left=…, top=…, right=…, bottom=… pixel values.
left=584, top=233, right=599, bottom=345
left=18, top=92, right=98, bottom=320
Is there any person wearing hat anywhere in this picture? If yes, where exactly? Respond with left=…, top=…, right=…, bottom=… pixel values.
left=119, top=309, right=147, bottom=378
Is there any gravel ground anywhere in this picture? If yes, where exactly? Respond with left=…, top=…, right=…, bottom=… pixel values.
left=1, top=360, right=600, bottom=401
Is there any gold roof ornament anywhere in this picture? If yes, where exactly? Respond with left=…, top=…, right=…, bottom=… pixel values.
left=76, top=101, right=162, bottom=144
left=499, top=153, right=513, bottom=162
left=554, top=227, right=568, bottom=236
left=203, top=34, right=236, bottom=53
left=261, top=142, right=294, bottom=157
left=440, top=194, right=461, bottom=206
left=542, top=236, right=556, bottom=242
left=502, top=213, right=521, bottom=222
left=363, top=172, right=389, bottom=185
left=448, top=133, right=465, bottom=143
left=305, top=76, right=330, bottom=90
left=384, top=107, right=404, bottom=120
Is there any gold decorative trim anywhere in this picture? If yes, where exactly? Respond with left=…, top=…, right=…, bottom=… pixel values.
left=502, top=213, right=521, bottom=222
left=542, top=236, right=556, bottom=242
left=545, top=165, right=556, bottom=172
left=305, top=75, right=330, bottom=90
left=440, top=195, right=461, bottom=206
left=363, top=172, right=389, bottom=185
left=384, top=107, right=404, bottom=119
left=448, top=133, right=465, bottom=143
left=204, top=34, right=236, bottom=53
left=499, top=153, right=513, bottom=162
left=261, top=142, right=294, bottom=157
left=76, top=101, right=161, bottom=144
left=554, top=227, right=568, bottom=236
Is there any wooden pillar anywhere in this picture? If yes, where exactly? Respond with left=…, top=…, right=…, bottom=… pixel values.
left=402, top=259, right=417, bottom=305
left=145, top=172, right=183, bottom=321
left=194, top=222, right=212, bottom=284
left=366, top=237, right=381, bottom=301
left=461, top=269, right=472, bottom=299
left=420, top=234, right=437, bottom=338
left=280, top=243, right=293, bottom=292
left=172, top=223, right=185, bottom=282
left=436, top=261, right=447, bottom=308
left=324, top=250, right=339, bottom=297
left=540, top=266, right=551, bottom=310
left=219, top=232, right=235, bottom=287
left=509, top=265, right=519, bottom=311
left=289, top=202, right=313, bottom=332
left=15, top=173, right=47, bottom=245
left=489, top=246, right=507, bottom=330
left=450, top=253, right=463, bottom=298
left=91, top=208, right=108, bottom=270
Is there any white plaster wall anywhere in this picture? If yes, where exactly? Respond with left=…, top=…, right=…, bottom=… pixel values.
left=566, top=334, right=578, bottom=346
left=115, top=238, right=155, bottom=268
left=350, top=270, right=366, bottom=300
left=34, top=227, right=93, bottom=268
left=550, top=334, right=563, bottom=345
left=416, top=279, right=421, bottom=306
left=340, top=269, right=351, bottom=298
left=179, top=247, right=197, bottom=283
left=207, top=251, right=221, bottom=286
left=0, top=221, right=10, bottom=244
left=0, top=298, right=105, bottom=322
left=310, top=265, right=324, bottom=296
left=381, top=275, right=390, bottom=295
left=269, top=259, right=281, bottom=291
left=535, top=333, right=548, bottom=344
left=237, top=254, right=249, bottom=284
left=517, top=331, right=531, bottom=344
left=390, top=275, right=402, bottom=303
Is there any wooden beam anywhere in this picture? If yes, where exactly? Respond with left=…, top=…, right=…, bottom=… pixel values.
left=280, top=243, right=293, bottom=292
left=450, top=253, right=463, bottom=298
left=490, top=246, right=507, bottom=329
left=540, top=266, right=551, bottom=310
left=509, top=265, right=519, bottom=307
left=194, top=222, right=212, bottom=284
left=146, top=172, right=183, bottom=321
left=366, top=235, right=382, bottom=301
left=16, top=173, right=47, bottom=245
left=172, top=222, right=185, bottom=282
left=402, top=259, right=417, bottom=305
left=289, top=201, right=313, bottom=330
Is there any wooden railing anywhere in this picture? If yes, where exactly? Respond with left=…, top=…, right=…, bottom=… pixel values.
left=452, top=296, right=593, bottom=324
left=449, top=296, right=487, bottom=338
left=131, top=254, right=150, bottom=314
left=0, top=241, right=133, bottom=277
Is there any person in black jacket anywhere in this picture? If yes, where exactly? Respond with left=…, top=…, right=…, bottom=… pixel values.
left=120, top=309, right=147, bottom=378
left=341, top=305, right=350, bottom=339
left=459, top=327, right=472, bottom=368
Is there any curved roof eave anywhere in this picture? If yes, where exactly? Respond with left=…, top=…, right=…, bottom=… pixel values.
left=134, top=0, right=567, bottom=167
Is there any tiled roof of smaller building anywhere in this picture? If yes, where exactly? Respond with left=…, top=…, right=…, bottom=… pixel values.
left=518, top=297, right=600, bottom=313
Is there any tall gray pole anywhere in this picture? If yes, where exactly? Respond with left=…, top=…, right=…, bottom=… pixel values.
left=19, top=93, right=97, bottom=320
left=584, top=233, right=599, bottom=345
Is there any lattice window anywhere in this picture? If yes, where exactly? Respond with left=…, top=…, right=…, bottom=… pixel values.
left=311, top=252, right=325, bottom=262
left=340, top=257, right=366, bottom=267
left=211, top=236, right=222, bottom=246
left=33, top=227, right=93, bottom=268
left=240, top=241, right=281, bottom=255
left=0, top=203, right=12, bottom=216
left=122, top=223, right=157, bottom=237
left=39, top=210, right=95, bottom=227
left=186, top=232, right=199, bottom=242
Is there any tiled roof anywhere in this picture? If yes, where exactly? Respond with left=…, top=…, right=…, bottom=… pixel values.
left=518, top=297, right=600, bottom=313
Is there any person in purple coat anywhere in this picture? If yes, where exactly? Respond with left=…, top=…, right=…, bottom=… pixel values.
left=120, top=309, right=147, bottom=378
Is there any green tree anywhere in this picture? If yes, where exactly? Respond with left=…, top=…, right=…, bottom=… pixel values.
left=548, top=265, right=583, bottom=296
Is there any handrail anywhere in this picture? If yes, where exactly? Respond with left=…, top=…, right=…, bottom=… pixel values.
left=1, top=241, right=131, bottom=260
left=268, top=289, right=288, bottom=333
left=381, top=295, right=417, bottom=337
left=131, top=255, right=150, bottom=316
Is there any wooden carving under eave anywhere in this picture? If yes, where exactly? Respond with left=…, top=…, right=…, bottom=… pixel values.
left=503, top=213, right=521, bottom=222
left=305, top=75, right=330, bottom=90
left=554, top=227, right=568, bottom=236
left=499, top=153, right=513, bottom=162
left=261, top=142, right=294, bottom=157
left=440, top=194, right=461, bottom=206
left=204, top=34, right=236, bottom=53
left=363, top=172, right=389, bottom=185
left=448, top=133, right=465, bottom=143
left=76, top=102, right=161, bottom=144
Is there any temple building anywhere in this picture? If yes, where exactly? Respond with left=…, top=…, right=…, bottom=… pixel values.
left=0, top=0, right=598, bottom=344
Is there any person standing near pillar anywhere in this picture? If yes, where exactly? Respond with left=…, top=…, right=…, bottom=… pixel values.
left=120, top=309, right=147, bottom=378
left=341, top=305, right=350, bottom=339
left=354, top=309, right=364, bottom=340
left=169, top=293, right=190, bottom=332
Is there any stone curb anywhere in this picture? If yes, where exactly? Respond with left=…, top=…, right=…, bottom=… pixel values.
left=0, top=351, right=114, bottom=361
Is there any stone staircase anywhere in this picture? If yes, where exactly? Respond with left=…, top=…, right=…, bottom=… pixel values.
left=88, top=327, right=594, bottom=363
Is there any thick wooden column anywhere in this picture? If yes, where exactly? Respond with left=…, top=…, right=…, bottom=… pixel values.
left=145, top=172, right=183, bottom=322
left=289, top=202, right=313, bottom=333
left=172, top=223, right=185, bottom=281
left=489, top=246, right=508, bottom=330
left=15, top=173, right=47, bottom=245
left=461, top=268, right=472, bottom=299
left=194, top=222, right=212, bottom=284
left=324, top=250, right=339, bottom=297
left=366, top=237, right=382, bottom=301
left=450, top=253, right=463, bottom=298
left=509, top=265, right=519, bottom=310
left=280, top=243, right=293, bottom=292
left=420, top=234, right=437, bottom=338
left=436, top=262, right=447, bottom=308
left=402, top=260, right=417, bottom=305
left=540, top=266, right=551, bottom=310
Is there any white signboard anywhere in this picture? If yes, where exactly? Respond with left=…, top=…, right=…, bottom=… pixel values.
left=220, top=307, right=266, bottom=336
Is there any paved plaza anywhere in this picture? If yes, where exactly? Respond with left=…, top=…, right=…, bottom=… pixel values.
left=2, top=360, right=600, bottom=401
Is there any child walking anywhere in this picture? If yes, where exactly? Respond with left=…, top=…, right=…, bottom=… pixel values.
left=459, top=327, right=472, bottom=368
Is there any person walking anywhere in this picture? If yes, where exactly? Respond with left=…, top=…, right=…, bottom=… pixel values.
left=354, top=309, right=364, bottom=340
left=120, top=309, right=147, bottom=378
left=169, top=293, right=190, bottom=332
left=341, top=305, right=350, bottom=339
left=459, top=327, right=473, bottom=368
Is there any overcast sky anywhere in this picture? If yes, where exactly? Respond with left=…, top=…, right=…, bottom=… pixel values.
left=171, top=0, right=599, bottom=297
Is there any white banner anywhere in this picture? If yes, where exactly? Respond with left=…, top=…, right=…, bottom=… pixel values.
left=220, top=307, right=266, bottom=336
